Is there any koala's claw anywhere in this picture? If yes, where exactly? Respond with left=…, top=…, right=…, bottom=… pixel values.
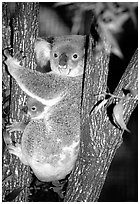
left=8, top=143, right=22, bottom=157
left=3, top=48, right=26, bottom=62
left=3, top=48, right=13, bottom=58
left=8, top=143, right=29, bottom=165
left=14, top=51, right=26, bottom=61
left=6, top=121, right=24, bottom=133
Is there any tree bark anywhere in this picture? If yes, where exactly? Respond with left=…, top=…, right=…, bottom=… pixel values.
left=64, top=35, right=137, bottom=201
left=2, top=2, right=39, bottom=202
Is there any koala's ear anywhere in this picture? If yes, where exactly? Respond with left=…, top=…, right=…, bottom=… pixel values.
left=34, top=38, right=52, bottom=68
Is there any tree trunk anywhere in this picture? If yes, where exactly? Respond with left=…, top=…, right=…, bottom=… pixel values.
left=2, top=2, right=39, bottom=202
left=64, top=35, right=137, bottom=201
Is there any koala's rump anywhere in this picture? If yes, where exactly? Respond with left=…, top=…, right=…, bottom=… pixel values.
left=21, top=118, right=80, bottom=181
left=21, top=111, right=80, bottom=162
left=28, top=139, right=79, bottom=182
left=21, top=119, right=61, bottom=161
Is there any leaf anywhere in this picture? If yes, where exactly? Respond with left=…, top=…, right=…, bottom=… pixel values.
left=118, top=2, right=138, bottom=27
left=97, top=7, right=131, bottom=58
left=2, top=173, right=12, bottom=184
left=129, top=89, right=138, bottom=98
left=50, top=186, right=64, bottom=199
left=54, top=2, right=72, bottom=7
left=4, top=186, right=25, bottom=201
left=95, top=99, right=108, bottom=113
left=98, top=20, right=123, bottom=58
left=113, top=100, right=130, bottom=132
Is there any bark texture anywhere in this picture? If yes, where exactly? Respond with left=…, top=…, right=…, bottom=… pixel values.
left=2, top=2, right=39, bottom=202
left=64, top=36, right=137, bottom=201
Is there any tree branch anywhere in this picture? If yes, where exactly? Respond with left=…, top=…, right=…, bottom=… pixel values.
left=64, top=34, right=137, bottom=201
left=113, top=49, right=138, bottom=123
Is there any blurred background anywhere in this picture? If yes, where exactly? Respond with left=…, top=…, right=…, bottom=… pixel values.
left=7, top=2, right=138, bottom=201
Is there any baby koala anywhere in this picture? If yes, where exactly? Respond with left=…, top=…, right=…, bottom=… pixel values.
left=7, top=96, right=46, bottom=133
left=4, top=35, right=85, bottom=182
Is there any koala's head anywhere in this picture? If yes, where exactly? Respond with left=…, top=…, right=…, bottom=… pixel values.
left=26, top=97, right=46, bottom=119
left=34, top=35, right=86, bottom=77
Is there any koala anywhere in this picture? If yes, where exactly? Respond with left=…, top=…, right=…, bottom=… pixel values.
left=35, top=35, right=85, bottom=76
left=4, top=35, right=85, bottom=182
left=7, top=97, right=46, bottom=133
left=25, top=96, right=46, bottom=119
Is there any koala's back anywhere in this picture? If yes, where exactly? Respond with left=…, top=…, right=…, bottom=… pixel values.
left=21, top=79, right=81, bottom=181
left=21, top=113, right=80, bottom=181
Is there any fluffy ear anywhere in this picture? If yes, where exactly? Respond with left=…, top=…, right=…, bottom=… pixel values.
left=34, top=38, right=51, bottom=68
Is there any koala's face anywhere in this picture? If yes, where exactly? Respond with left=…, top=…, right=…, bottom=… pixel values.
left=26, top=97, right=46, bottom=119
left=50, top=37, right=85, bottom=76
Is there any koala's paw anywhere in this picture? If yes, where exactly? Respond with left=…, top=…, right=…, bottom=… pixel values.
left=8, top=143, right=22, bottom=157
left=6, top=121, right=25, bottom=133
left=8, top=143, right=29, bottom=165
left=14, top=50, right=26, bottom=62
left=4, top=48, right=26, bottom=63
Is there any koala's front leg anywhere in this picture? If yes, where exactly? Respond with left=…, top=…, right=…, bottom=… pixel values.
left=4, top=48, right=67, bottom=105
left=8, top=143, right=29, bottom=165
left=7, top=121, right=28, bottom=133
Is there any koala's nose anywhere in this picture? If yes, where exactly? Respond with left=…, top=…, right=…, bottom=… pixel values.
left=59, top=53, right=68, bottom=66
left=22, top=106, right=28, bottom=114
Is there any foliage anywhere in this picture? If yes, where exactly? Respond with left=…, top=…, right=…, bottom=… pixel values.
left=54, top=2, right=137, bottom=57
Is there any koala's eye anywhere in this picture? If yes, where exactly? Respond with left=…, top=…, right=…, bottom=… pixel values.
left=31, top=106, right=37, bottom=111
left=54, top=53, right=58, bottom=58
left=72, top=53, right=78, bottom=60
